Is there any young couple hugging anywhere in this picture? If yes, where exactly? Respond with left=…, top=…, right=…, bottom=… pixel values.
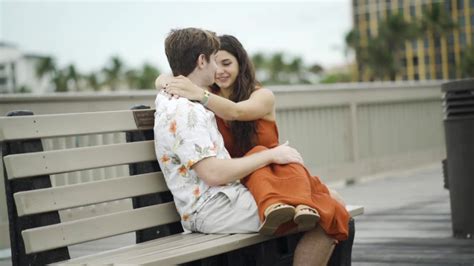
left=154, top=27, right=354, bottom=266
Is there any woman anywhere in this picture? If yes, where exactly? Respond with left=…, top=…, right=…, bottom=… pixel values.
left=156, top=35, right=349, bottom=240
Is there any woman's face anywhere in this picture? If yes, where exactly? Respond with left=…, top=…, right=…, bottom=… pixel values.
left=215, top=50, right=239, bottom=90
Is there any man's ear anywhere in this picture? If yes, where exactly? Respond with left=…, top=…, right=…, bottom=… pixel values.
left=196, top=54, right=206, bottom=69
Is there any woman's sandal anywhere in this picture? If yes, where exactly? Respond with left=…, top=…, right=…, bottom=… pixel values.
left=258, top=203, right=296, bottom=235
left=293, top=204, right=320, bottom=232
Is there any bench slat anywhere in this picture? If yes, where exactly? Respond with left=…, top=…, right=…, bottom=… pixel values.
left=14, top=172, right=168, bottom=216
left=22, top=202, right=180, bottom=254
left=59, top=233, right=211, bottom=264
left=61, top=234, right=229, bottom=265
left=0, top=109, right=154, bottom=141
left=125, top=233, right=273, bottom=265
left=4, top=141, right=156, bottom=179
left=125, top=206, right=364, bottom=265
left=55, top=206, right=364, bottom=264
left=346, top=205, right=364, bottom=217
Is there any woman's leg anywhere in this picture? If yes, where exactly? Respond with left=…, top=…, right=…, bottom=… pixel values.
left=293, top=226, right=336, bottom=266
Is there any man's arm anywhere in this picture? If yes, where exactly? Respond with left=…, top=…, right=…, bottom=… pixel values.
left=192, top=142, right=303, bottom=186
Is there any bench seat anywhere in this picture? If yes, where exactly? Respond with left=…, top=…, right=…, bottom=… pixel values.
left=1, top=108, right=364, bottom=265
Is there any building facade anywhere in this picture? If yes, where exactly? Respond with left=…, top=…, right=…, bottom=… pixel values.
left=0, top=42, right=52, bottom=94
left=352, top=0, right=473, bottom=81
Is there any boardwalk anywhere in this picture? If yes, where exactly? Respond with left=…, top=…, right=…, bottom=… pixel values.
left=337, top=164, right=474, bottom=266
left=1, top=164, right=473, bottom=265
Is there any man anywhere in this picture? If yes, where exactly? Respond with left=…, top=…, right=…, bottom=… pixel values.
left=154, top=28, right=303, bottom=234
left=154, top=27, right=343, bottom=265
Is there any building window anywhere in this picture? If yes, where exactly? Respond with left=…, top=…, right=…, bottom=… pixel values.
left=434, top=37, right=441, bottom=48
left=414, top=73, right=420, bottom=80
left=448, top=52, right=455, bottom=64
left=398, top=0, right=403, bottom=8
left=445, top=0, right=452, bottom=10
left=365, top=12, right=370, bottom=21
left=402, top=58, right=408, bottom=67
left=457, top=0, right=464, bottom=9
left=471, top=0, right=474, bottom=8
left=448, top=34, right=455, bottom=45
left=425, top=55, right=430, bottom=64
left=0, top=77, right=6, bottom=85
left=424, top=37, right=430, bottom=48
left=459, top=15, right=465, bottom=26
left=436, top=71, right=442, bottom=79
left=426, top=72, right=431, bottom=80
left=410, top=5, right=416, bottom=17
left=413, top=56, right=419, bottom=66
left=412, top=40, right=418, bottom=49
left=460, top=32, right=466, bottom=45
left=436, top=53, right=442, bottom=64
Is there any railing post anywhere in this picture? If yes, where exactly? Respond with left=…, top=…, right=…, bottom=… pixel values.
left=350, top=102, right=360, bottom=162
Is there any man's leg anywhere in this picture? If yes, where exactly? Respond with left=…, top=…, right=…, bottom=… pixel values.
left=293, top=226, right=336, bottom=266
left=328, top=218, right=355, bottom=266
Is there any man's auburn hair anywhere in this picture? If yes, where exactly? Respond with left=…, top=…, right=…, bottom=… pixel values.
left=165, top=28, right=220, bottom=76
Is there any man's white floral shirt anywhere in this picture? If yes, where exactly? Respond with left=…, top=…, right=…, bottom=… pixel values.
left=153, top=91, right=234, bottom=230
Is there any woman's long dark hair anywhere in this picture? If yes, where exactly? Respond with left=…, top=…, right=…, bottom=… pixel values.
left=212, top=35, right=259, bottom=156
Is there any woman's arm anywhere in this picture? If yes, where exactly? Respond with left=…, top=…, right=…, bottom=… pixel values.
left=162, top=75, right=275, bottom=121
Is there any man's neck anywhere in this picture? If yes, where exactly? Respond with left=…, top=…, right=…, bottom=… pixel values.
left=186, top=72, right=206, bottom=88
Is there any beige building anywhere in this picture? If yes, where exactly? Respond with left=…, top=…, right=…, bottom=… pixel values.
left=352, top=0, right=473, bottom=81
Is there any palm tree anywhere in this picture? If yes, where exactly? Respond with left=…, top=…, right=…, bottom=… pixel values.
left=137, top=63, right=160, bottom=90
left=269, top=53, right=286, bottom=84
left=35, top=56, right=56, bottom=79
left=85, top=73, right=101, bottom=91
left=420, top=2, right=457, bottom=79
left=251, top=53, right=269, bottom=83
left=103, top=56, right=124, bottom=90
left=125, top=69, right=140, bottom=90
left=52, top=69, right=68, bottom=92
left=364, top=13, right=419, bottom=80
left=287, top=57, right=304, bottom=83
left=66, top=64, right=80, bottom=91
left=461, top=46, right=474, bottom=78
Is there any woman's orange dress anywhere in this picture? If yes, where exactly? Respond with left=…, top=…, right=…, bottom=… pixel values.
left=216, top=117, right=350, bottom=241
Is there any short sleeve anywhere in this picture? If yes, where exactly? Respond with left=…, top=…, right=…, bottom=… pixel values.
left=173, top=102, right=217, bottom=168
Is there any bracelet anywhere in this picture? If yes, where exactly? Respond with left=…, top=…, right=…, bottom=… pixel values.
left=200, top=90, right=210, bottom=106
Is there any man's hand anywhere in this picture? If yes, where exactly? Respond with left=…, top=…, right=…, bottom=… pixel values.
left=270, top=141, right=304, bottom=165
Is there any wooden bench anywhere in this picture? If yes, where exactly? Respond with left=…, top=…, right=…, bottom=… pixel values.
left=0, top=107, right=364, bottom=265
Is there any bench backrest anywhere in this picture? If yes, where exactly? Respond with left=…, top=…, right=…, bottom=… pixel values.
left=0, top=108, right=183, bottom=265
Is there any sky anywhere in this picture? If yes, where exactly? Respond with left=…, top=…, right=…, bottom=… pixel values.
left=1, top=0, right=353, bottom=74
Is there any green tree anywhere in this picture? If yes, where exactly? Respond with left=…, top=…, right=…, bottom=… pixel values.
left=461, top=46, right=474, bottom=78
left=138, top=63, right=160, bottom=90
left=420, top=2, right=457, bottom=78
left=66, top=64, right=80, bottom=91
left=268, top=53, right=286, bottom=84
left=103, top=56, right=124, bottom=90
left=125, top=69, right=140, bottom=90
left=52, top=69, right=68, bottom=92
left=364, top=13, right=419, bottom=80
left=35, top=56, right=56, bottom=79
left=85, top=73, right=101, bottom=91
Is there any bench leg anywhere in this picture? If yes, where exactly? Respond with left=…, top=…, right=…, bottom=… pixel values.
left=328, top=218, right=355, bottom=266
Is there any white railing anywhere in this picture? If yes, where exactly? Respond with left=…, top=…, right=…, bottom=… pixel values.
left=0, top=80, right=446, bottom=249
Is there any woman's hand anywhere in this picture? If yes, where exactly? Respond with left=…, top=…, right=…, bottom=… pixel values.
left=155, top=74, right=173, bottom=90
left=163, top=75, right=205, bottom=101
left=270, top=141, right=304, bottom=165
